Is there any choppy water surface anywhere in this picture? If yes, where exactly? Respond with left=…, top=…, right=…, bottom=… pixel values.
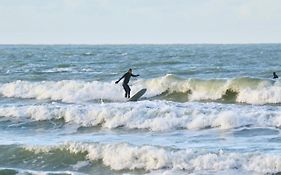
left=1, top=44, right=281, bottom=175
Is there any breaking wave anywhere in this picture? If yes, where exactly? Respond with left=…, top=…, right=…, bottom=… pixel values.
left=19, top=142, right=281, bottom=174
left=0, top=75, right=280, bottom=104
left=1, top=101, right=281, bottom=131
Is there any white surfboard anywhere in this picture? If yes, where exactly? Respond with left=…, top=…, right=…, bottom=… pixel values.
left=128, top=88, right=147, bottom=102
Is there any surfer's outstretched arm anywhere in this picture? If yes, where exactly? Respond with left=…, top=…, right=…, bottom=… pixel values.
left=131, top=74, right=139, bottom=77
left=115, top=74, right=126, bottom=84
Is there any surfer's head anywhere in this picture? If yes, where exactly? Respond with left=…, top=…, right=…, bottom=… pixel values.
left=128, top=68, right=132, bottom=73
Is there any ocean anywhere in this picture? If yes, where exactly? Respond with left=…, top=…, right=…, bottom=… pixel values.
left=1, top=44, right=281, bottom=175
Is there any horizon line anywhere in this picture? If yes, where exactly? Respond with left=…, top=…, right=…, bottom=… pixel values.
left=0, top=42, right=281, bottom=45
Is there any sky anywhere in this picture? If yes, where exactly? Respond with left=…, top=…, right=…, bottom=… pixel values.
left=0, top=0, right=281, bottom=44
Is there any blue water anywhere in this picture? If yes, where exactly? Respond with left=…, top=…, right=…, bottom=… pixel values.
left=1, top=44, right=280, bottom=82
left=1, top=44, right=281, bottom=175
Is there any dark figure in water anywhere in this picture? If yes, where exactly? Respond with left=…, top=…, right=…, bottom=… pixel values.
left=273, top=72, right=278, bottom=79
left=115, top=69, right=139, bottom=98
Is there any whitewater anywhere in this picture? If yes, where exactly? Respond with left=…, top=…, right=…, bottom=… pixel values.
left=1, top=44, right=281, bottom=175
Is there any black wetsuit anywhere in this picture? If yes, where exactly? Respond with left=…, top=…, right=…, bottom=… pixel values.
left=116, top=72, right=139, bottom=98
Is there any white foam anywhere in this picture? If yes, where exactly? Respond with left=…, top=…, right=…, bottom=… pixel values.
left=71, top=161, right=90, bottom=171
left=1, top=101, right=281, bottom=131
left=24, top=142, right=281, bottom=174
left=1, top=75, right=280, bottom=104
left=140, top=75, right=281, bottom=104
left=43, top=67, right=74, bottom=73
left=0, top=80, right=125, bottom=103
left=237, top=81, right=281, bottom=104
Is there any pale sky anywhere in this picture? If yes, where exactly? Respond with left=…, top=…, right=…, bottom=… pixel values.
left=0, top=0, right=281, bottom=44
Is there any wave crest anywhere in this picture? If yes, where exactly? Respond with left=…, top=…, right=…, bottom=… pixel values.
left=23, top=142, right=281, bottom=174
left=0, top=75, right=280, bottom=104
left=1, top=102, right=281, bottom=131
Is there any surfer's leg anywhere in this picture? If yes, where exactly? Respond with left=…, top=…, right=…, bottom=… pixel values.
left=122, top=84, right=128, bottom=98
left=123, top=84, right=130, bottom=98
left=127, top=86, right=131, bottom=98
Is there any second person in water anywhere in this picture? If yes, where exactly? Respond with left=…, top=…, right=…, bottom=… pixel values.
left=273, top=72, right=278, bottom=79
left=115, top=68, right=139, bottom=98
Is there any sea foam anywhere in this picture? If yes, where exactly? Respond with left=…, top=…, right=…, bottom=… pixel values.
left=1, top=75, right=281, bottom=104
left=24, top=142, right=281, bottom=174
left=1, top=101, right=281, bottom=131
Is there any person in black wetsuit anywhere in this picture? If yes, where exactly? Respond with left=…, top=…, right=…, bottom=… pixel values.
left=115, top=68, right=139, bottom=98
left=273, top=72, right=278, bottom=79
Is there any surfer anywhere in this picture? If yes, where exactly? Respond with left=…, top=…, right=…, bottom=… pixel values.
left=273, top=72, right=278, bottom=79
left=115, top=68, right=139, bottom=98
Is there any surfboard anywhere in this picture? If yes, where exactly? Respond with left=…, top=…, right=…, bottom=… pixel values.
left=128, top=88, right=147, bottom=102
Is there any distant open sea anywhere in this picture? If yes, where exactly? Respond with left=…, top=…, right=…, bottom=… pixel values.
left=1, top=44, right=281, bottom=175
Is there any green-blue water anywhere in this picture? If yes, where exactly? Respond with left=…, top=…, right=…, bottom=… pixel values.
left=1, top=44, right=281, bottom=175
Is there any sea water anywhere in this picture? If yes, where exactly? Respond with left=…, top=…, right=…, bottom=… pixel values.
left=0, top=44, right=281, bottom=175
